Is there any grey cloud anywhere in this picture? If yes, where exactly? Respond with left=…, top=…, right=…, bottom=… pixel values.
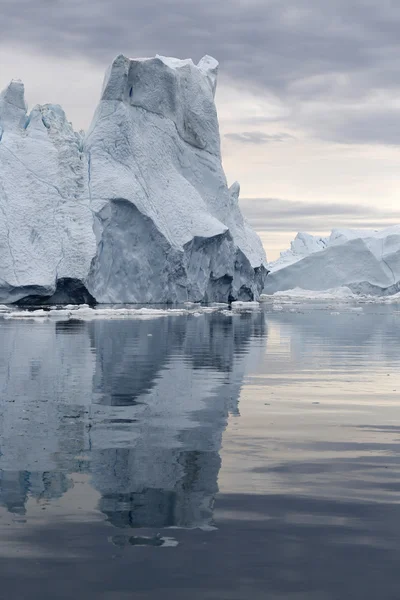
left=305, top=108, right=400, bottom=146
left=240, top=197, right=400, bottom=231
left=224, top=132, right=295, bottom=144
left=2, top=1, right=400, bottom=144
left=0, top=0, right=398, bottom=94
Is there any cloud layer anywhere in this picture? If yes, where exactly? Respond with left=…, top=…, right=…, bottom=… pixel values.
left=240, top=197, right=400, bottom=231
left=3, top=0, right=400, bottom=144
left=225, top=132, right=295, bottom=144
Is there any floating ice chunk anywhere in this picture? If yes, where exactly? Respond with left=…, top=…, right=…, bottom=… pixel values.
left=272, top=304, right=284, bottom=311
left=231, top=301, right=260, bottom=311
left=271, top=287, right=357, bottom=301
left=109, top=534, right=178, bottom=548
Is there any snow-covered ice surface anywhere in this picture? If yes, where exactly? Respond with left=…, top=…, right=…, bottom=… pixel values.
left=0, top=55, right=267, bottom=305
left=264, top=226, right=400, bottom=297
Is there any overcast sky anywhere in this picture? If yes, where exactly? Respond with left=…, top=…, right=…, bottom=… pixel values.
left=1, top=0, right=400, bottom=259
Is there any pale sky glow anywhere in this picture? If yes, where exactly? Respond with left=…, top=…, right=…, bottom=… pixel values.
left=1, top=0, right=400, bottom=261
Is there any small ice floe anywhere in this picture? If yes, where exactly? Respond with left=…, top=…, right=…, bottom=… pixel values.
left=220, top=309, right=240, bottom=317
left=109, top=534, right=178, bottom=548
left=167, top=523, right=218, bottom=531
left=272, top=304, right=284, bottom=311
left=271, top=287, right=357, bottom=302
left=197, top=524, right=218, bottom=532
left=231, top=301, right=260, bottom=311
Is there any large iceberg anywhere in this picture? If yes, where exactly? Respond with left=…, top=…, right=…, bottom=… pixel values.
left=0, top=55, right=267, bottom=304
left=264, top=226, right=400, bottom=296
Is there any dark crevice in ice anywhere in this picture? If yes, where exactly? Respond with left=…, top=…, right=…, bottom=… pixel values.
left=15, top=278, right=96, bottom=306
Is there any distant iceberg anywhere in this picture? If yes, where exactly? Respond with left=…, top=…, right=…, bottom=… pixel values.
left=264, top=226, right=400, bottom=296
left=0, top=55, right=267, bottom=304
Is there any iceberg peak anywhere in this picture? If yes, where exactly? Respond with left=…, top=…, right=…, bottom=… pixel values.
left=99, top=53, right=221, bottom=155
left=0, top=80, right=27, bottom=130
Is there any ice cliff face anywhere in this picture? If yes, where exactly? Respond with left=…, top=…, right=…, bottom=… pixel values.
left=264, top=226, right=400, bottom=295
left=0, top=81, right=96, bottom=303
left=85, top=54, right=266, bottom=303
left=0, top=55, right=267, bottom=304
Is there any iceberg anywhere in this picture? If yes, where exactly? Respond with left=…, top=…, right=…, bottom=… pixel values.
left=264, top=226, right=400, bottom=296
left=0, top=56, right=267, bottom=305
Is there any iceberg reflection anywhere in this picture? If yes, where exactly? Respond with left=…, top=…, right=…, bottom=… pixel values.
left=0, top=311, right=266, bottom=529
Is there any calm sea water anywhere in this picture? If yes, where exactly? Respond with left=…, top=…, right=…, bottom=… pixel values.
left=1, top=303, right=400, bottom=599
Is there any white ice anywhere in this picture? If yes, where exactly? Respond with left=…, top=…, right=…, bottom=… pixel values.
left=264, top=226, right=400, bottom=297
left=0, top=304, right=248, bottom=321
left=0, top=55, right=267, bottom=305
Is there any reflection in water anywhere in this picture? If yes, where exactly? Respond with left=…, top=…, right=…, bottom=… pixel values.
left=0, top=471, right=73, bottom=516
left=0, top=312, right=266, bottom=529
left=219, top=304, right=400, bottom=507
left=266, top=303, right=400, bottom=365
left=2, top=305, right=400, bottom=598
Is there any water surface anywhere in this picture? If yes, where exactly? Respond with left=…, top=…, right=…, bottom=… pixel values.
left=0, top=304, right=400, bottom=599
